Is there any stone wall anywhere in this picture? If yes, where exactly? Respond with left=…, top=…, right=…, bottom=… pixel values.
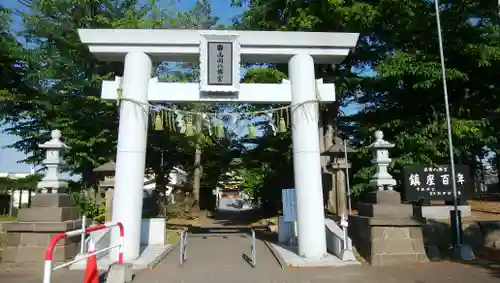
left=352, top=218, right=500, bottom=263
left=2, top=194, right=82, bottom=263
left=371, top=226, right=427, bottom=265
left=348, top=190, right=429, bottom=266
left=349, top=216, right=428, bottom=265
left=424, top=220, right=500, bottom=259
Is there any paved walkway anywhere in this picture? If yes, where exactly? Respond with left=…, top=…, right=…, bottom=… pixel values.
left=133, top=257, right=500, bottom=283
left=0, top=262, right=99, bottom=283
left=131, top=227, right=500, bottom=283
left=134, top=226, right=281, bottom=278
left=2, top=208, right=500, bottom=283
left=2, top=232, right=500, bottom=283
left=3, top=258, right=500, bottom=283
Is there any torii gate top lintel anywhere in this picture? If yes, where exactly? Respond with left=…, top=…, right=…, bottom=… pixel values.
left=77, top=29, right=359, bottom=64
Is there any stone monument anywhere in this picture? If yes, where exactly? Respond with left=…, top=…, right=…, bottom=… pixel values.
left=349, top=130, right=428, bottom=266
left=322, top=136, right=355, bottom=217
left=322, top=136, right=357, bottom=261
left=3, top=130, right=82, bottom=263
left=93, top=161, right=117, bottom=222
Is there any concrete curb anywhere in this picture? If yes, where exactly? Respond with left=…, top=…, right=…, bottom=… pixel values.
left=142, top=244, right=177, bottom=270
left=69, top=244, right=176, bottom=271
left=262, top=239, right=287, bottom=269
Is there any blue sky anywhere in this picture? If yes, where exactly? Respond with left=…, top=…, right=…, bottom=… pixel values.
left=0, top=0, right=361, bottom=173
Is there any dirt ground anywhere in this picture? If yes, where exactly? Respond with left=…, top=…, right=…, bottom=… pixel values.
left=470, top=200, right=500, bottom=214
left=452, top=200, right=500, bottom=223
left=165, top=201, right=500, bottom=230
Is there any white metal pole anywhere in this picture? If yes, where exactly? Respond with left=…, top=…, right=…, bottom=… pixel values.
left=42, top=260, right=52, bottom=283
left=251, top=229, right=256, bottom=267
left=179, top=230, right=184, bottom=266
left=344, top=141, right=353, bottom=215
left=80, top=215, right=86, bottom=254
left=344, top=140, right=353, bottom=250
left=434, top=0, right=462, bottom=246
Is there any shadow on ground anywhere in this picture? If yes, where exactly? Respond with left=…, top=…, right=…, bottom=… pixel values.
left=209, top=209, right=270, bottom=226
left=172, top=206, right=500, bottom=280
left=166, top=208, right=280, bottom=267
left=167, top=208, right=270, bottom=229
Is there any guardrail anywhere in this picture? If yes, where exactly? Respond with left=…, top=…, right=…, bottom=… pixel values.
left=177, top=227, right=256, bottom=268
left=179, top=228, right=188, bottom=267
left=43, top=222, right=124, bottom=283
left=250, top=228, right=256, bottom=268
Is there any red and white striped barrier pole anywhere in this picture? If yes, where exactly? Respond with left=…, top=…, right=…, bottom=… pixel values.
left=84, top=239, right=98, bottom=283
left=43, top=222, right=124, bottom=283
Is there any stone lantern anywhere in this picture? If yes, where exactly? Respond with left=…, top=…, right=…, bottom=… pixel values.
left=367, top=130, right=396, bottom=191
left=348, top=131, right=430, bottom=266
left=322, top=135, right=355, bottom=217
left=37, top=129, right=69, bottom=193
left=3, top=130, right=81, bottom=264
left=93, top=161, right=116, bottom=222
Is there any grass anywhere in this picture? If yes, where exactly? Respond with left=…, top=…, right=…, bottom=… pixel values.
left=0, top=216, right=16, bottom=221
left=352, top=247, right=365, bottom=262
left=165, top=228, right=182, bottom=245
left=0, top=231, right=5, bottom=261
left=0, top=215, right=15, bottom=257
left=469, top=200, right=500, bottom=213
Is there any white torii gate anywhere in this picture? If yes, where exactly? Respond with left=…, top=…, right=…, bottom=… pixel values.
left=78, top=29, right=359, bottom=261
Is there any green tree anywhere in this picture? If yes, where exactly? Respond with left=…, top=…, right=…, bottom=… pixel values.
left=348, top=0, right=499, bottom=193
left=0, top=5, right=32, bottom=125
left=234, top=0, right=500, bottom=198
left=169, top=0, right=230, bottom=208
left=1, top=0, right=176, bottom=186
left=231, top=0, right=378, bottom=202
left=232, top=67, right=292, bottom=213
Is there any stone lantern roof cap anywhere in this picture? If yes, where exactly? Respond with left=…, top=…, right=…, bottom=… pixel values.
left=367, top=130, right=394, bottom=149
left=93, top=161, right=116, bottom=172
left=322, top=136, right=355, bottom=156
left=38, top=130, right=70, bottom=149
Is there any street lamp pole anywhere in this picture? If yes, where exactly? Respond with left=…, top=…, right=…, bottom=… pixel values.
left=433, top=0, right=474, bottom=260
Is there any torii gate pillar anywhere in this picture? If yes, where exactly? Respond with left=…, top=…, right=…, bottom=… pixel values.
left=289, top=53, right=326, bottom=257
left=79, top=29, right=359, bottom=261
left=112, top=51, right=152, bottom=260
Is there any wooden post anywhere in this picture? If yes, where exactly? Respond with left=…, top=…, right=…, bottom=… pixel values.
left=9, top=188, right=14, bottom=216
left=336, top=169, right=347, bottom=218
left=28, top=188, right=32, bottom=208
left=328, top=173, right=338, bottom=214
left=18, top=188, right=23, bottom=209
left=105, top=188, right=114, bottom=222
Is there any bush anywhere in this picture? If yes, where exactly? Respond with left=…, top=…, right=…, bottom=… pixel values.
left=70, top=191, right=105, bottom=223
